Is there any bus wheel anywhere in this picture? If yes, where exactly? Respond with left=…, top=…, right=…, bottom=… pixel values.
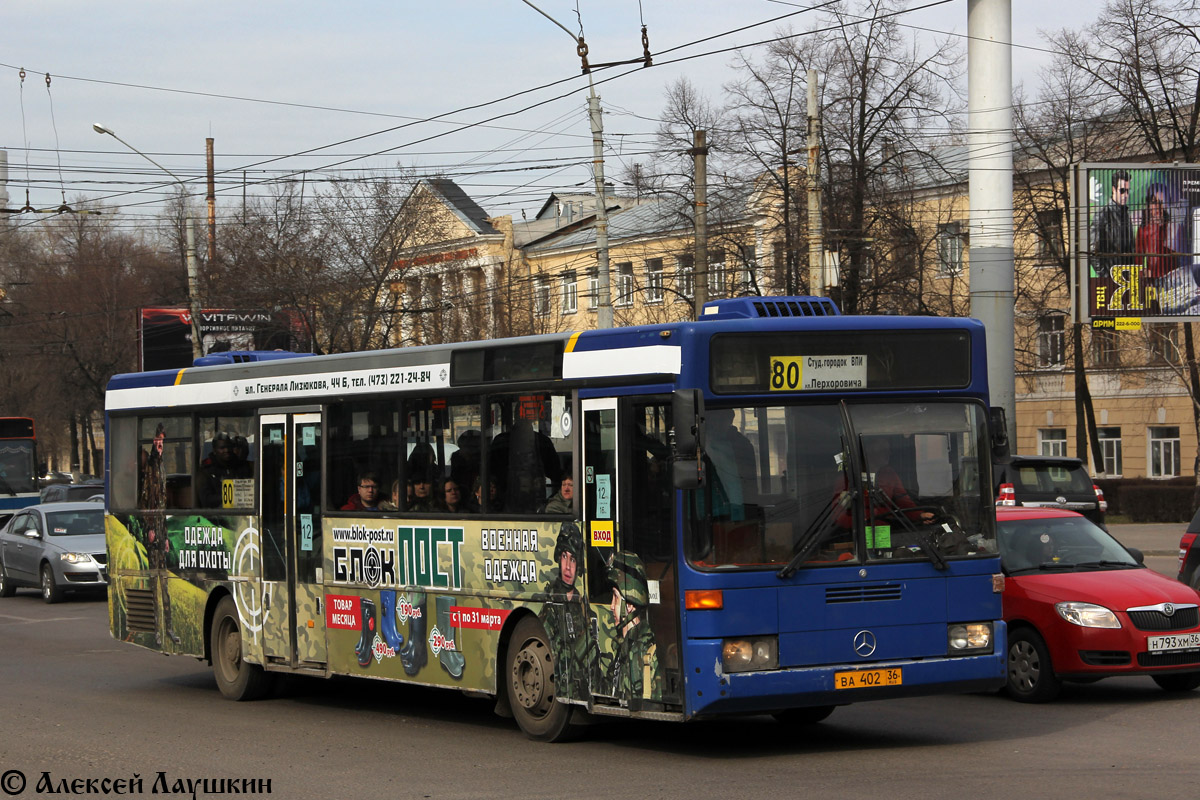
left=211, top=595, right=273, bottom=701
left=506, top=616, right=574, bottom=742
left=772, top=705, right=835, bottom=725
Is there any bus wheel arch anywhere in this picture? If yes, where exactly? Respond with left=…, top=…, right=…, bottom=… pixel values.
left=209, top=593, right=274, bottom=701
left=503, top=613, right=575, bottom=741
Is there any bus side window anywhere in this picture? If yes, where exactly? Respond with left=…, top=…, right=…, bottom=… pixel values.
left=488, top=393, right=567, bottom=515
left=138, top=416, right=193, bottom=510
left=327, top=400, right=401, bottom=511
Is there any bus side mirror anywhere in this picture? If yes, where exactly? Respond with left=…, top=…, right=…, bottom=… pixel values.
left=672, top=389, right=705, bottom=489
left=990, top=406, right=1010, bottom=460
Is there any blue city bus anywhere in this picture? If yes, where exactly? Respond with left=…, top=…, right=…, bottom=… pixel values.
left=104, top=297, right=1005, bottom=740
left=0, top=417, right=40, bottom=512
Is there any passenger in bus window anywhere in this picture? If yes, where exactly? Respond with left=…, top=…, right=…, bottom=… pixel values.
left=451, top=430, right=481, bottom=493
left=410, top=472, right=436, bottom=512
left=440, top=479, right=467, bottom=513
left=471, top=476, right=500, bottom=513
left=379, top=479, right=400, bottom=511
left=541, top=476, right=573, bottom=514
left=341, top=472, right=382, bottom=511
left=197, top=433, right=246, bottom=507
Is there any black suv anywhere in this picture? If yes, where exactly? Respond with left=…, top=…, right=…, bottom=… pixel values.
left=39, top=481, right=104, bottom=504
left=994, top=455, right=1107, bottom=528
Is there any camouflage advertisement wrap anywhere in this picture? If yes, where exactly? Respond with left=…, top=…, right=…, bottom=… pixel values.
left=106, top=512, right=263, bottom=663
left=109, top=508, right=667, bottom=710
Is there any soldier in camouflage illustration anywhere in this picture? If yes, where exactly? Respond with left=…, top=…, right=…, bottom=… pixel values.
left=538, top=521, right=598, bottom=702
left=605, top=552, right=661, bottom=708
left=138, top=423, right=176, bottom=645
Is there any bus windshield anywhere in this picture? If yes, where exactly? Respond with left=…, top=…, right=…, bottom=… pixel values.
left=687, top=400, right=995, bottom=570
left=0, top=441, right=37, bottom=494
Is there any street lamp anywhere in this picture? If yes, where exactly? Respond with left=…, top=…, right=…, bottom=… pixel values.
left=93, top=123, right=204, bottom=362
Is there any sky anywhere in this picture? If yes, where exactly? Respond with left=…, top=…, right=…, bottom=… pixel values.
left=0, top=0, right=1106, bottom=234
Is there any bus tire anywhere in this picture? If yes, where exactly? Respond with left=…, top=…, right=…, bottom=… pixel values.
left=506, top=615, right=574, bottom=742
left=772, top=705, right=835, bottom=725
left=1006, top=626, right=1061, bottom=703
left=0, top=563, right=15, bottom=597
left=210, top=595, right=273, bottom=701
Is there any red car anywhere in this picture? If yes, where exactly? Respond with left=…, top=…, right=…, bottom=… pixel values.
left=997, top=506, right=1200, bottom=702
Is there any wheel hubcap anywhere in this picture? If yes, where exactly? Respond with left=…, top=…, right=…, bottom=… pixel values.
left=512, top=640, right=552, bottom=716
left=1009, top=641, right=1040, bottom=692
left=218, top=618, right=242, bottom=678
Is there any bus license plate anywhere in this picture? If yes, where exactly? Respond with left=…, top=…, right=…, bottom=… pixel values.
left=834, top=668, right=902, bottom=689
left=1147, top=633, right=1200, bottom=653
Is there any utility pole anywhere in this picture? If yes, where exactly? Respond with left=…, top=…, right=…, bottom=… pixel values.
left=967, top=0, right=1016, bottom=445
left=806, top=70, right=825, bottom=297
left=206, top=138, right=217, bottom=266
left=691, top=130, right=708, bottom=318
left=589, top=91, right=613, bottom=329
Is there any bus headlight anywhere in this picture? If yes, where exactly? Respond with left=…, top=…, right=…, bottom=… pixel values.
left=947, top=623, right=993, bottom=654
left=722, top=636, right=778, bottom=672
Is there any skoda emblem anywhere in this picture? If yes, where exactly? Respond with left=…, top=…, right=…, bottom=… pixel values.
left=853, top=630, right=877, bottom=658
left=1055, top=495, right=1068, bottom=505
left=1163, top=603, right=1175, bottom=617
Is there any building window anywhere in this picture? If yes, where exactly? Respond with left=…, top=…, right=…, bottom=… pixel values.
left=1038, top=315, right=1066, bottom=367
left=1092, top=327, right=1119, bottom=368
left=1036, top=208, right=1064, bottom=264
left=615, top=262, right=634, bottom=307
left=561, top=271, right=577, bottom=314
left=675, top=254, right=694, bottom=301
left=1097, top=427, right=1122, bottom=477
left=937, top=221, right=964, bottom=276
left=1148, top=323, right=1180, bottom=364
left=587, top=269, right=598, bottom=310
left=646, top=258, right=664, bottom=304
left=708, top=248, right=726, bottom=297
left=1039, top=428, right=1067, bottom=457
left=1149, top=426, right=1181, bottom=478
left=533, top=276, right=551, bottom=316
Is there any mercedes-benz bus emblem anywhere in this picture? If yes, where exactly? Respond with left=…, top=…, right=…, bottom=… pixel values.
left=853, top=630, right=877, bottom=657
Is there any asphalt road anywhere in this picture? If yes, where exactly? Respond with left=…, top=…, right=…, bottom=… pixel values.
left=2, top=578, right=1199, bottom=800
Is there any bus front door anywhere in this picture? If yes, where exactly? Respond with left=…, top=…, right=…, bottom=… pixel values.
left=259, top=412, right=327, bottom=670
left=582, top=398, right=681, bottom=712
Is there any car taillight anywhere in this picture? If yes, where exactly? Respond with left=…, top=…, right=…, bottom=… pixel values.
left=997, top=483, right=1016, bottom=506
left=1179, top=532, right=1197, bottom=577
left=1093, top=484, right=1107, bottom=513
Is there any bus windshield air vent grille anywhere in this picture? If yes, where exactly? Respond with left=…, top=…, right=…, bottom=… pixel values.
left=825, top=583, right=903, bottom=604
left=124, top=587, right=158, bottom=633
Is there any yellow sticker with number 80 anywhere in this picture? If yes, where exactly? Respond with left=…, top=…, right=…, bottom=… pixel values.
left=769, top=357, right=805, bottom=391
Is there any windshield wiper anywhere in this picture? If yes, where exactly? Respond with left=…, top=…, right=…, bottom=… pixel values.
left=778, top=492, right=852, bottom=579
left=1074, top=560, right=1140, bottom=570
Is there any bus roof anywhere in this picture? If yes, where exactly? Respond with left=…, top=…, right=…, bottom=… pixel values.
left=106, top=299, right=986, bottom=412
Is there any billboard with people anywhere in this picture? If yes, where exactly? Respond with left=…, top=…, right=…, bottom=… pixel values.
left=1076, top=163, right=1200, bottom=323
left=139, top=308, right=311, bottom=371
